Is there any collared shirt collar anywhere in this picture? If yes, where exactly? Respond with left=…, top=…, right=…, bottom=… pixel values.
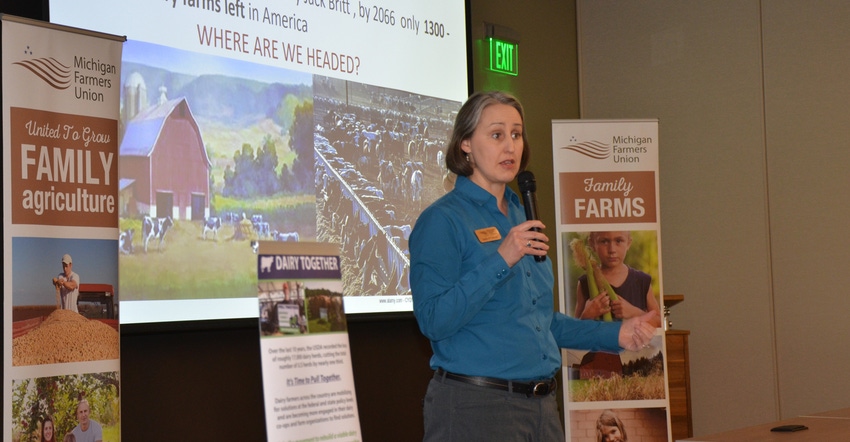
left=454, top=175, right=521, bottom=209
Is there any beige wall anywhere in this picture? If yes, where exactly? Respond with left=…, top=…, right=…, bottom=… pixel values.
left=577, top=1, right=779, bottom=436
left=471, top=0, right=850, bottom=438
left=578, top=0, right=850, bottom=436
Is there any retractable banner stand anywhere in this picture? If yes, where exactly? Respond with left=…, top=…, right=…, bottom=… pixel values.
left=552, top=120, right=672, bottom=441
left=257, top=241, right=361, bottom=442
left=3, top=15, right=125, bottom=442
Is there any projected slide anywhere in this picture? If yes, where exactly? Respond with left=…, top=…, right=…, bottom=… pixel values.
left=50, top=0, right=468, bottom=323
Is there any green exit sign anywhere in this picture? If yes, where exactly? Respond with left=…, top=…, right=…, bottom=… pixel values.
left=488, top=38, right=518, bottom=76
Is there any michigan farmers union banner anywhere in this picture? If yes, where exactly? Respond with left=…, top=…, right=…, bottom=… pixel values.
left=551, top=120, right=673, bottom=441
left=3, top=15, right=124, bottom=442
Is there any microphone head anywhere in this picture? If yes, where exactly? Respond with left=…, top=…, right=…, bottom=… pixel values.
left=517, top=170, right=536, bottom=193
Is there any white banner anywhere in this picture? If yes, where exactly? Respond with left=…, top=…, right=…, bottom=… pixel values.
left=551, top=120, right=672, bottom=441
left=3, top=15, right=124, bottom=442
left=257, top=241, right=361, bottom=441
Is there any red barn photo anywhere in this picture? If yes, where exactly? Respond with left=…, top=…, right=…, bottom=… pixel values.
left=119, top=82, right=210, bottom=221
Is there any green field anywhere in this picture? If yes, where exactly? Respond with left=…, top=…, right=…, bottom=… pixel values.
left=568, top=372, right=665, bottom=402
left=118, top=197, right=315, bottom=301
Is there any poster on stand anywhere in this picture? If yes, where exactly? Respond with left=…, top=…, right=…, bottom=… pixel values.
left=257, top=241, right=361, bottom=441
left=551, top=120, right=671, bottom=441
left=3, top=15, right=124, bottom=442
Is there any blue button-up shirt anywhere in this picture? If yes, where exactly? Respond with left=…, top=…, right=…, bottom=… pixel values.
left=410, top=175, right=621, bottom=381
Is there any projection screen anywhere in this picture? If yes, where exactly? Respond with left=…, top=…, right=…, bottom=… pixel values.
left=49, top=0, right=469, bottom=324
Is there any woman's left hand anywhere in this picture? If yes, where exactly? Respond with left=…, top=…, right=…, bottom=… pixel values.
left=618, top=311, right=657, bottom=351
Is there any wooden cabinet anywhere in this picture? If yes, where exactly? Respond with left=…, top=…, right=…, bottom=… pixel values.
left=666, top=329, right=692, bottom=440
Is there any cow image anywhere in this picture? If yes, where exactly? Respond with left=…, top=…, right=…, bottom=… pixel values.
left=119, top=228, right=135, bottom=254
left=202, top=216, right=222, bottom=240
left=410, top=168, right=424, bottom=210
left=273, top=231, right=300, bottom=242
left=254, top=221, right=271, bottom=239
left=251, top=215, right=271, bottom=239
left=221, top=211, right=240, bottom=224
left=260, top=256, right=274, bottom=273
left=142, top=215, right=174, bottom=253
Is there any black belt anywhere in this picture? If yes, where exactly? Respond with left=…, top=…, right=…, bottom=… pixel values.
left=434, top=368, right=557, bottom=398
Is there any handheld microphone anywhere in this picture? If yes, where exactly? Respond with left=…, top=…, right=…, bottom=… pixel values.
left=517, top=171, right=546, bottom=262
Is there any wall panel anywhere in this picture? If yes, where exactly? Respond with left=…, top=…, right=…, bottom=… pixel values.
left=577, top=0, right=778, bottom=435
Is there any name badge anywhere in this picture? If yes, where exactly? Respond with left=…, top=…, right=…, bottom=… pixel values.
left=474, top=227, right=502, bottom=243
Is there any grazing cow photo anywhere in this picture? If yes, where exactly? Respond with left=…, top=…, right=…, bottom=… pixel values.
left=254, top=221, right=271, bottom=239
left=274, top=231, right=300, bottom=242
left=202, top=216, right=222, bottom=240
left=119, top=228, right=135, bottom=254
left=410, top=168, right=424, bottom=209
left=142, top=215, right=174, bottom=253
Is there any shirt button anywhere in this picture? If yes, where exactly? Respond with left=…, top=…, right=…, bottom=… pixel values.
left=536, top=326, right=541, bottom=331
left=542, top=354, right=548, bottom=360
left=526, top=271, right=531, bottom=277
left=532, top=299, right=537, bottom=305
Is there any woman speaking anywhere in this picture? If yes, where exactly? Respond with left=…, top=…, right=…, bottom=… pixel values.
left=409, top=91, right=656, bottom=441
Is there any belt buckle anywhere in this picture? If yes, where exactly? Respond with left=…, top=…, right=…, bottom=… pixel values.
left=529, top=380, right=552, bottom=397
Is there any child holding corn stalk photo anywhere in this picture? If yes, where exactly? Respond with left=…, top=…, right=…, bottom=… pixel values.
left=573, top=231, right=661, bottom=328
left=568, top=231, right=665, bottom=397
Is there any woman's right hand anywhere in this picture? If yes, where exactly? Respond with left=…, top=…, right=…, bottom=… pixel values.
left=497, top=220, right=549, bottom=266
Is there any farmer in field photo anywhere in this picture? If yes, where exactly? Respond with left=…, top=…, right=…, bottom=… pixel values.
left=52, top=254, right=80, bottom=313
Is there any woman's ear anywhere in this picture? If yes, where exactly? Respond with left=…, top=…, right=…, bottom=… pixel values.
left=461, top=139, right=471, bottom=154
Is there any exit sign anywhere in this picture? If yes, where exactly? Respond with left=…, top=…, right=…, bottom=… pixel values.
left=488, top=38, right=518, bottom=76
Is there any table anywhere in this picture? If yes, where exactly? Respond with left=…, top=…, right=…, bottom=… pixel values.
left=800, top=407, right=850, bottom=419
left=678, top=408, right=850, bottom=441
left=666, top=329, right=692, bottom=439
left=663, top=294, right=693, bottom=439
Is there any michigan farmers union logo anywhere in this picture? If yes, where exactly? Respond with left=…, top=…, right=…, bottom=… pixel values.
left=13, top=51, right=72, bottom=90
left=560, top=140, right=612, bottom=160
left=561, top=135, right=650, bottom=164
left=13, top=44, right=116, bottom=102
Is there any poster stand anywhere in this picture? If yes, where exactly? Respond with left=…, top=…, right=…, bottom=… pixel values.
left=3, top=14, right=125, bottom=442
left=551, top=119, right=673, bottom=441
left=256, top=241, right=362, bottom=441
